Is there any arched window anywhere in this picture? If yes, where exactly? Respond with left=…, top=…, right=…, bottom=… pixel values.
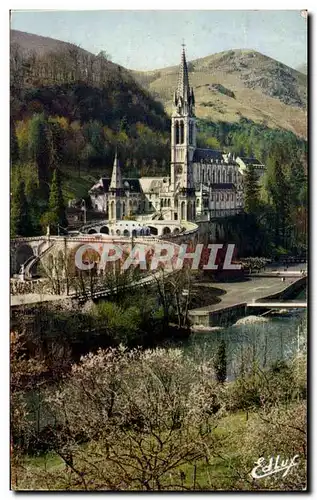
left=212, top=172, right=215, bottom=183
left=202, top=170, right=205, bottom=183
left=189, top=122, right=193, bottom=145
left=217, top=172, right=221, bottom=183
left=228, top=171, right=232, bottom=183
left=181, top=201, right=186, bottom=220
left=180, top=121, right=184, bottom=144
left=197, top=198, right=200, bottom=207
left=175, top=121, right=180, bottom=144
left=222, top=171, right=226, bottom=183
left=110, top=201, right=115, bottom=219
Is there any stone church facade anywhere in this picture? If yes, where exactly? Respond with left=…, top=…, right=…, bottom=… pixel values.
left=89, top=47, right=264, bottom=222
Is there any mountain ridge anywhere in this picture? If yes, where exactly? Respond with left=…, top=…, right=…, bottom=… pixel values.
left=10, top=30, right=307, bottom=139
left=132, top=48, right=307, bottom=138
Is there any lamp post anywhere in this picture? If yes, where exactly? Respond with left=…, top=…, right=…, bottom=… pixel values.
left=81, top=199, right=87, bottom=224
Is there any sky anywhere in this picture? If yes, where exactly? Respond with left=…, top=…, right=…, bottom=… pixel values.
left=10, top=10, right=307, bottom=71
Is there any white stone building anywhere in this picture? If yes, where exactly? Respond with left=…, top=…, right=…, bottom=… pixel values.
left=89, top=47, right=264, bottom=222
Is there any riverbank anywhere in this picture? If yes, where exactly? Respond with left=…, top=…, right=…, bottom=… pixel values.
left=189, top=273, right=306, bottom=328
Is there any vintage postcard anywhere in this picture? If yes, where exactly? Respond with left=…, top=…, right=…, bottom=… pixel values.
left=10, top=9, right=307, bottom=491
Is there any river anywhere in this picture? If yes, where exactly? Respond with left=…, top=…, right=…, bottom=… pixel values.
left=180, top=287, right=307, bottom=380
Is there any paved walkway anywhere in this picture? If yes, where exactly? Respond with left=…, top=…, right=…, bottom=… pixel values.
left=11, top=293, right=64, bottom=307
left=11, top=264, right=307, bottom=309
left=190, top=275, right=305, bottom=315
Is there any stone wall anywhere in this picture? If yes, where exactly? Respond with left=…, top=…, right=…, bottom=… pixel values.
left=10, top=279, right=55, bottom=296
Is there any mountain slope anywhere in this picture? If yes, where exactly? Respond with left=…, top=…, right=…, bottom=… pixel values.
left=10, top=31, right=307, bottom=139
left=10, top=29, right=91, bottom=57
left=10, top=30, right=171, bottom=181
left=133, top=49, right=307, bottom=138
left=10, top=29, right=168, bottom=130
left=296, top=63, right=307, bottom=75
left=10, top=29, right=135, bottom=89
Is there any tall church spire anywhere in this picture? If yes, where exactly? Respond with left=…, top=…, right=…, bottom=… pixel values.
left=176, top=44, right=190, bottom=102
left=110, top=150, right=122, bottom=190
left=173, top=44, right=195, bottom=116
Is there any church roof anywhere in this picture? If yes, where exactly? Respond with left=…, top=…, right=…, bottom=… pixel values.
left=121, top=179, right=142, bottom=192
left=139, top=177, right=169, bottom=193
left=193, top=148, right=224, bottom=163
left=90, top=178, right=142, bottom=194
left=238, top=157, right=263, bottom=166
left=101, top=179, right=111, bottom=191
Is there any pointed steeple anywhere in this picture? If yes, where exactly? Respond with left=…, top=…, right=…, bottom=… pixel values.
left=110, top=150, right=122, bottom=190
left=176, top=45, right=190, bottom=102
left=174, top=44, right=195, bottom=116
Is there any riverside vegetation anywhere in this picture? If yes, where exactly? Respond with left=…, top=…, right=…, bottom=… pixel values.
left=11, top=319, right=307, bottom=491
left=11, top=275, right=307, bottom=491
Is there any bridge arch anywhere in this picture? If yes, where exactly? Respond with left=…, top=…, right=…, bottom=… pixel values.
left=162, top=226, right=171, bottom=235
left=100, top=226, right=109, bottom=234
left=15, top=244, right=34, bottom=272
left=148, top=226, right=158, bottom=236
left=88, top=228, right=98, bottom=234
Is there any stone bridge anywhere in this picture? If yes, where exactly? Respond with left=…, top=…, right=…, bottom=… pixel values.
left=10, top=237, right=54, bottom=276
left=80, top=219, right=198, bottom=238
left=10, top=219, right=199, bottom=279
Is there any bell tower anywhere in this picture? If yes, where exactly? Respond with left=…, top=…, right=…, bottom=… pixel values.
left=170, top=44, right=196, bottom=193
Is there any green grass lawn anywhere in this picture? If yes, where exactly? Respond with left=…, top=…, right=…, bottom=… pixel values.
left=15, top=410, right=255, bottom=491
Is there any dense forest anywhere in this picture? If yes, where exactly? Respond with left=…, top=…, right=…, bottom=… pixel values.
left=10, top=42, right=171, bottom=172
left=197, top=119, right=307, bottom=257
left=10, top=43, right=171, bottom=235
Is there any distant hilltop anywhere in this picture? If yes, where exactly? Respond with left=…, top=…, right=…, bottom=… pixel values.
left=133, top=48, right=307, bottom=138
left=11, top=30, right=307, bottom=138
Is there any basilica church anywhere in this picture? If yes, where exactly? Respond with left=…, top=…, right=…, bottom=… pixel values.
left=89, top=47, right=264, bottom=222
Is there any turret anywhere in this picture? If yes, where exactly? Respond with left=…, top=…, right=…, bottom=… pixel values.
left=109, top=150, right=123, bottom=191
